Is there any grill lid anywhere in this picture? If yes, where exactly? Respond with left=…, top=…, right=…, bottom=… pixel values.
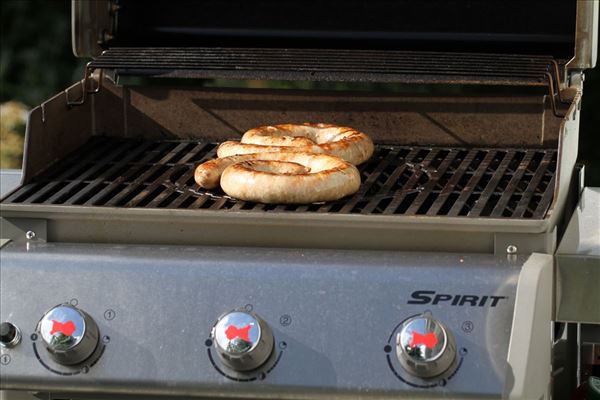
left=74, top=0, right=595, bottom=70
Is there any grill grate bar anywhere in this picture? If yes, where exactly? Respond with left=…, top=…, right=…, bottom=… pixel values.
left=66, top=140, right=156, bottom=205
left=1, top=137, right=557, bottom=220
left=404, top=149, right=459, bottom=215
left=412, top=150, right=474, bottom=216
left=103, top=60, right=549, bottom=76
left=337, top=147, right=405, bottom=214
left=83, top=142, right=175, bottom=206
left=116, top=143, right=192, bottom=208
left=90, top=48, right=555, bottom=85
left=147, top=143, right=209, bottom=208
left=96, top=48, right=552, bottom=62
left=45, top=141, right=147, bottom=205
left=512, top=152, right=555, bottom=218
left=188, top=192, right=213, bottom=210
left=316, top=146, right=402, bottom=213
left=467, top=150, right=515, bottom=217
left=122, top=142, right=204, bottom=208
left=165, top=143, right=219, bottom=209
left=489, top=152, right=537, bottom=218
left=19, top=139, right=118, bottom=205
left=446, top=151, right=498, bottom=217
left=157, top=167, right=197, bottom=208
left=378, top=148, right=440, bottom=215
left=533, top=174, right=557, bottom=219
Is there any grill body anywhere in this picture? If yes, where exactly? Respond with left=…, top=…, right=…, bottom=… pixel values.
left=1, top=1, right=597, bottom=399
left=0, top=77, right=583, bottom=400
left=0, top=79, right=578, bottom=400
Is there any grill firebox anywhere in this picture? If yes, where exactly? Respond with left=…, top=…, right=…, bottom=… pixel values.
left=1, top=137, right=557, bottom=219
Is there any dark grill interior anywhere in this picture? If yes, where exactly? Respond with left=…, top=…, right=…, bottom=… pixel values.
left=1, top=137, right=557, bottom=219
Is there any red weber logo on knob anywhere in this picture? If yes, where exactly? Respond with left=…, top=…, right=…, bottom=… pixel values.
left=409, top=332, right=438, bottom=349
left=225, top=324, right=251, bottom=341
left=49, top=320, right=76, bottom=336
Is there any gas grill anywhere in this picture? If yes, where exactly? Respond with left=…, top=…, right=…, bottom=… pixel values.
left=1, top=1, right=598, bottom=399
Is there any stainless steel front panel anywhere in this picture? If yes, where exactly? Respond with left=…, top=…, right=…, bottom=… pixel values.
left=0, top=243, right=522, bottom=398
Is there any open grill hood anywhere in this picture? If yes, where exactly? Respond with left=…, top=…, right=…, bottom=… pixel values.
left=75, top=1, right=577, bottom=57
left=73, top=0, right=596, bottom=70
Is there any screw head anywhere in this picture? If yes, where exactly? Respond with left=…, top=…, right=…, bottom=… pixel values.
left=506, top=245, right=518, bottom=254
left=25, top=231, right=36, bottom=240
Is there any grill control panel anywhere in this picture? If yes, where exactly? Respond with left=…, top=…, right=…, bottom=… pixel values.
left=0, top=242, right=539, bottom=399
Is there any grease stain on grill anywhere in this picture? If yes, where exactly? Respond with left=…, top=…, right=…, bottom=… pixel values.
left=0, top=137, right=557, bottom=219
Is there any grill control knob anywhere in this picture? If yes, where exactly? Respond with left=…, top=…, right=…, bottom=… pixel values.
left=37, top=304, right=99, bottom=365
left=396, top=315, right=456, bottom=378
left=212, top=310, right=274, bottom=371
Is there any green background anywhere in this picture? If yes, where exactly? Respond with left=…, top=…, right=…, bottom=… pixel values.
left=1, top=0, right=599, bottom=185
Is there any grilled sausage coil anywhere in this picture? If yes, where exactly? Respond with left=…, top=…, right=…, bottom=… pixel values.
left=195, top=152, right=361, bottom=204
left=194, top=123, right=371, bottom=203
left=217, top=123, right=374, bottom=165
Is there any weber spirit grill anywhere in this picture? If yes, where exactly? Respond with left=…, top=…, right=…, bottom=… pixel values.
left=1, top=1, right=598, bottom=399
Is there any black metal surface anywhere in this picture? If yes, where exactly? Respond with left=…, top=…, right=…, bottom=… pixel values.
left=111, top=0, right=576, bottom=59
left=90, top=48, right=556, bottom=85
left=1, top=137, right=557, bottom=219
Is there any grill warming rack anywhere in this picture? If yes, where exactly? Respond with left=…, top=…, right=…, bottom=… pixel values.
left=1, top=137, right=557, bottom=219
left=70, top=48, right=568, bottom=116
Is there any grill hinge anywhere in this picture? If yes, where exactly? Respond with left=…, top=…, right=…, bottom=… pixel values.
left=65, top=62, right=104, bottom=107
left=545, top=60, right=569, bottom=118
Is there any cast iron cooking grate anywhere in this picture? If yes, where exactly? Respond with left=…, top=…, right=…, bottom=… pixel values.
left=1, top=137, right=557, bottom=219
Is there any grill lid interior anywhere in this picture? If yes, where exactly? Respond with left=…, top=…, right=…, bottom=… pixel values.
left=106, top=0, right=577, bottom=58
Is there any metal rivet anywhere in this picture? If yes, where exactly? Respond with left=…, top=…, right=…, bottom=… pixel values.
left=506, top=245, right=517, bottom=254
left=25, top=231, right=35, bottom=240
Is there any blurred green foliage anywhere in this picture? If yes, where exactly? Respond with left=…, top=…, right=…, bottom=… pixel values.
left=0, top=0, right=598, bottom=184
left=0, top=101, right=26, bottom=168
left=0, top=0, right=85, bottom=106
